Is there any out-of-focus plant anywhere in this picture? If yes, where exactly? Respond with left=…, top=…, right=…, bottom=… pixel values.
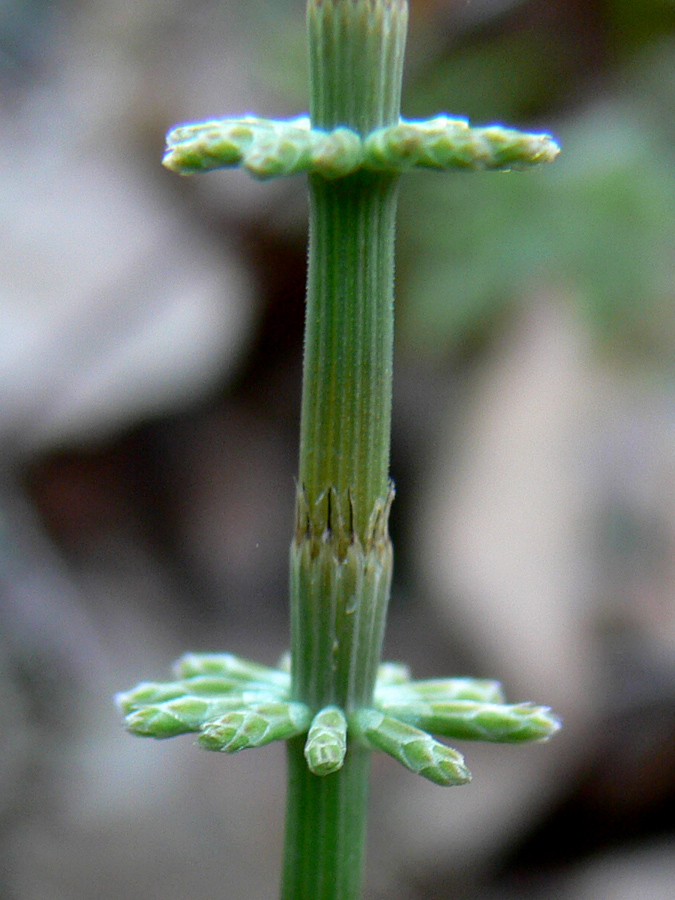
left=399, top=99, right=675, bottom=361
left=399, top=90, right=675, bottom=362
left=116, top=2, right=561, bottom=898
left=395, top=0, right=675, bottom=363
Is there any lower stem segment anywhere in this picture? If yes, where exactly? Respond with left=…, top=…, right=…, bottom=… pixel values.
left=282, top=486, right=394, bottom=900
left=282, top=738, right=372, bottom=900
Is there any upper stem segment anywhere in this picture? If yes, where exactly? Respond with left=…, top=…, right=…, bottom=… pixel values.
left=308, top=0, right=407, bottom=135
left=300, top=0, right=407, bottom=542
left=298, top=172, right=398, bottom=541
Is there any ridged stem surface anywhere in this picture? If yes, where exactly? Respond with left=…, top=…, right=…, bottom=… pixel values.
left=282, top=738, right=371, bottom=900
left=282, top=2, right=407, bottom=899
left=308, top=0, right=407, bottom=135
left=299, top=174, right=398, bottom=534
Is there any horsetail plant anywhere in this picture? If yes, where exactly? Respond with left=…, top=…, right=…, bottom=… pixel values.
left=116, top=1, right=561, bottom=898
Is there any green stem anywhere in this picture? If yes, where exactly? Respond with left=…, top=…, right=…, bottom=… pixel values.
left=282, top=2, right=407, bottom=898
left=282, top=738, right=371, bottom=900
left=299, top=173, right=398, bottom=534
left=308, top=0, right=407, bottom=136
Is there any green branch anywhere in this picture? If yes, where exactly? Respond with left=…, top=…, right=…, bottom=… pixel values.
left=164, top=115, right=559, bottom=178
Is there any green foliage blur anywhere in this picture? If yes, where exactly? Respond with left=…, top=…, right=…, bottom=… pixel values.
left=396, top=0, right=675, bottom=364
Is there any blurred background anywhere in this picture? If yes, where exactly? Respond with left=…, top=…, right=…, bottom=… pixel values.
left=2, top=0, right=675, bottom=897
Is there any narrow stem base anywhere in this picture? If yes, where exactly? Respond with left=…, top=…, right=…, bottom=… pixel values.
left=281, top=736, right=372, bottom=900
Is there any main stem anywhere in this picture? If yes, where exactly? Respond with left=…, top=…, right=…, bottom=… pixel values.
left=282, top=2, right=407, bottom=899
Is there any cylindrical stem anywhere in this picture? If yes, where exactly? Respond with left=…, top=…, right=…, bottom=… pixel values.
left=308, top=0, right=407, bottom=135
left=299, top=174, right=398, bottom=537
left=290, top=486, right=394, bottom=713
left=282, top=2, right=408, bottom=899
left=282, top=738, right=371, bottom=900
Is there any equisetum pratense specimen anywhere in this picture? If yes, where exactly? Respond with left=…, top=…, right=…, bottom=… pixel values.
left=117, top=2, right=561, bottom=898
